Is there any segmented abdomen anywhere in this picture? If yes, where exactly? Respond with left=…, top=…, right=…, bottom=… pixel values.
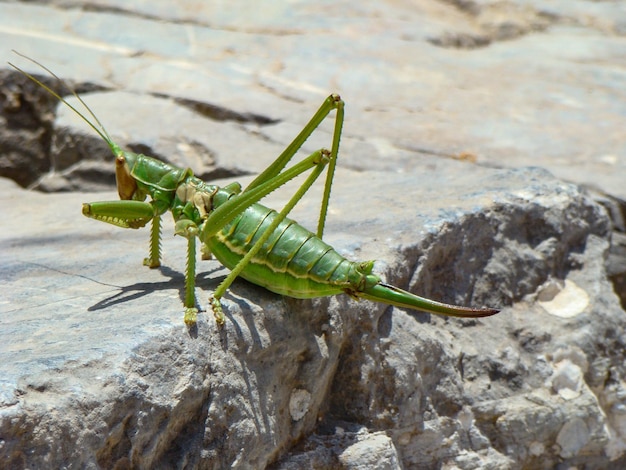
left=205, top=202, right=354, bottom=298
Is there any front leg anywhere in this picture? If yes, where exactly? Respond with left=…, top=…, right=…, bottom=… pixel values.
left=143, top=215, right=162, bottom=268
left=82, top=200, right=154, bottom=229
left=82, top=200, right=162, bottom=268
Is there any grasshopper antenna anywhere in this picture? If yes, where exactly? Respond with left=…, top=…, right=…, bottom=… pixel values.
left=8, top=50, right=116, bottom=152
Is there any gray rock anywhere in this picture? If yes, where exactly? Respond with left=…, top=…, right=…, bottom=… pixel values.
left=2, top=161, right=624, bottom=468
left=2, top=1, right=626, bottom=468
left=3, top=0, right=626, bottom=198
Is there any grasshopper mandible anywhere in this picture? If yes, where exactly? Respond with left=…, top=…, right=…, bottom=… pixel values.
left=9, top=52, right=499, bottom=326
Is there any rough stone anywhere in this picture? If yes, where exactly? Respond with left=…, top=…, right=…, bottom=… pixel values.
left=2, top=1, right=626, bottom=469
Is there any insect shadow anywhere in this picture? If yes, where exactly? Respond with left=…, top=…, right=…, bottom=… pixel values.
left=87, top=265, right=224, bottom=312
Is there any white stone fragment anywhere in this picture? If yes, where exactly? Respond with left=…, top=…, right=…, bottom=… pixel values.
left=556, top=418, right=590, bottom=458
left=538, top=279, right=589, bottom=318
left=338, top=432, right=401, bottom=470
left=458, top=406, right=475, bottom=431
left=529, top=441, right=545, bottom=456
left=550, top=359, right=583, bottom=400
left=289, top=388, right=311, bottom=422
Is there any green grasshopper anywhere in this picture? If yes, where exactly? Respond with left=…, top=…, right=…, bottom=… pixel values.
left=10, top=52, right=499, bottom=326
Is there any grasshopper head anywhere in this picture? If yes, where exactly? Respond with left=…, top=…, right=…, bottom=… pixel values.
left=115, top=149, right=141, bottom=200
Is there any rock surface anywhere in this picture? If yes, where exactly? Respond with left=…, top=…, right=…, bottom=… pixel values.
left=1, top=1, right=626, bottom=469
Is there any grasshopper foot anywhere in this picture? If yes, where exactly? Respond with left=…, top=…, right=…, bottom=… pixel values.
left=143, top=257, right=161, bottom=268
left=209, top=296, right=226, bottom=326
left=184, top=307, right=198, bottom=326
left=201, top=243, right=213, bottom=261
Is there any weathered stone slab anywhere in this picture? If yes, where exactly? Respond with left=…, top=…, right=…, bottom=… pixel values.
left=2, top=1, right=626, bottom=197
left=2, top=158, right=623, bottom=468
left=2, top=0, right=626, bottom=468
